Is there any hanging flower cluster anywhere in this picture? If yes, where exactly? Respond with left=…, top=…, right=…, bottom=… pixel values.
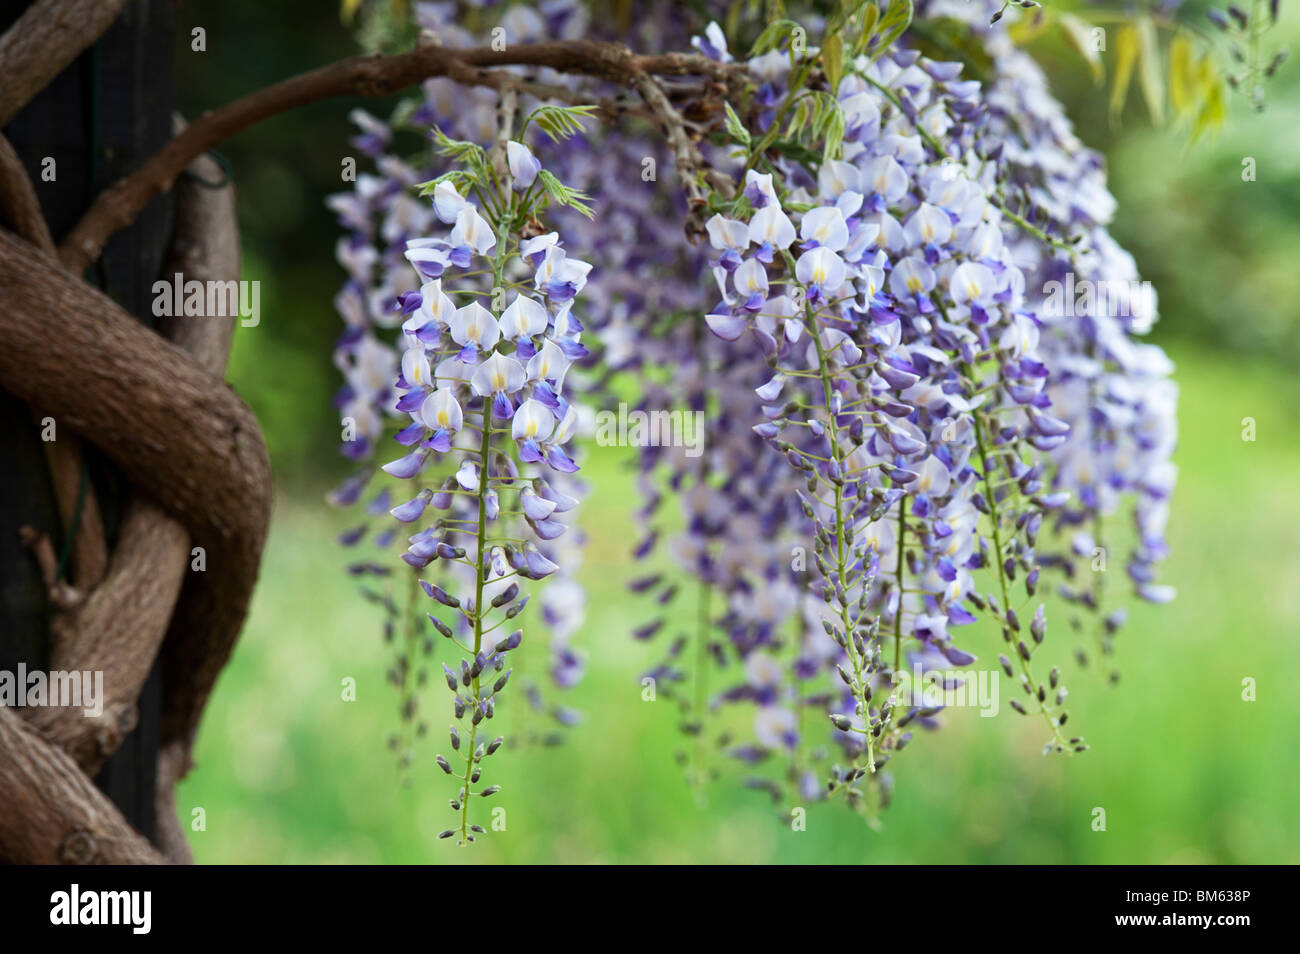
left=329, top=74, right=598, bottom=839
left=326, top=0, right=1178, bottom=837
left=389, top=148, right=593, bottom=842
left=638, top=6, right=1177, bottom=815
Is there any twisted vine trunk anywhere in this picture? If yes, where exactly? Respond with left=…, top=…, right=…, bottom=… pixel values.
left=0, top=0, right=269, bottom=864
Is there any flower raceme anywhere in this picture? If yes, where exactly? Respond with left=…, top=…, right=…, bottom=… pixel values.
left=675, top=10, right=1175, bottom=811
left=327, top=0, right=1177, bottom=835
left=330, top=101, right=594, bottom=841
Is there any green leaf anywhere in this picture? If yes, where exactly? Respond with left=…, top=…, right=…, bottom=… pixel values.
left=870, top=0, right=914, bottom=62
left=415, top=170, right=477, bottom=197
left=1190, top=56, right=1226, bottom=144
left=723, top=101, right=752, bottom=147
left=536, top=169, right=594, bottom=219
left=1058, top=13, right=1105, bottom=86
left=1169, top=33, right=1195, bottom=122
left=1137, top=17, right=1165, bottom=124
left=822, top=32, right=845, bottom=93
left=525, top=105, right=598, bottom=143
left=822, top=101, right=846, bottom=162
left=429, top=126, right=491, bottom=182
left=1109, top=24, right=1139, bottom=123
left=748, top=18, right=803, bottom=57
left=430, top=127, right=485, bottom=161
left=850, top=2, right=880, bottom=57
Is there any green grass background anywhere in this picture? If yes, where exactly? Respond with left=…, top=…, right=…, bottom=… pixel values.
left=177, top=340, right=1300, bottom=864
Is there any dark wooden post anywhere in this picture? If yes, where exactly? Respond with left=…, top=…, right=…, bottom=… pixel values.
left=0, top=0, right=174, bottom=841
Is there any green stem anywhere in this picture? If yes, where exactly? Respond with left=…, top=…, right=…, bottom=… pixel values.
left=457, top=205, right=513, bottom=847
left=965, top=367, right=1070, bottom=749
left=990, top=196, right=1076, bottom=255
left=893, top=498, right=906, bottom=676
left=692, top=580, right=711, bottom=793
left=798, top=270, right=876, bottom=774
left=457, top=397, right=492, bottom=847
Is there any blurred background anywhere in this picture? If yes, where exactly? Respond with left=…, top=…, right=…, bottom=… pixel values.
left=172, top=1, right=1300, bottom=863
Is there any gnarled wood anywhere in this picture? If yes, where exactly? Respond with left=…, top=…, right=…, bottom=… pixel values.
left=0, top=707, right=164, bottom=864
left=24, top=498, right=188, bottom=773
left=58, top=39, right=740, bottom=272
left=0, top=132, right=109, bottom=596
left=0, top=0, right=128, bottom=128
left=0, top=225, right=267, bottom=780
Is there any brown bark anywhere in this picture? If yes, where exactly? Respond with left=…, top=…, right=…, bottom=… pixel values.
left=0, top=121, right=247, bottom=861
left=0, top=230, right=268, bottom=592
left=24, top=498, right=188, bottom=773
left=59, top=39, right=741, bottom=272
left=0, top=707, right=164, bottom=864
left=154, top=739, right=194, bottom=864
left=0, top=0, right=129, bottom=128
left=0, top=133, right=55, bottom=251
left=0, top=132, right=109, bottom=595
left=0, top=219, right=266, bottom=786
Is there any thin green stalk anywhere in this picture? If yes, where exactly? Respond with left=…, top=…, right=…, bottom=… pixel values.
left=457, top=395, right=493, bottom=847
left=798, top=273, right=876, bottom=774
left=457, top=204, right=513, bottom=846
left=893, top=498, right=906, bottom=676
left=692, top=580, right=712, bottom=796
left=966, top=369, right=1069, bottom=749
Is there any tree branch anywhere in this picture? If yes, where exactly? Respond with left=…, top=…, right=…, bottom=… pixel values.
left=58, top=39, right=743, bottom=272
left=24, top=498, right=187, bottom=772
left=0, top=132, right=55, bottom=252
left=4, top=129, right=245, bottom=863
left=0, top=132, right=109, bottom=596
left=628, top=67, right=734, bottom=237
left=0, top=707, right=164, bottom=864
left=0, top=0, right=128, bottom=128
left=0, top=226, right=269, bottom=776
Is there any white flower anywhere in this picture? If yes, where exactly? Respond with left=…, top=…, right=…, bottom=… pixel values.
left=733, top=258, right=769, bottom=300
left=449, top=205, right=496, bottom=256
left=449, top=302, right=500, bottom=351
left=418, top=388, right=463, bottom=432
left=471, top=352, right=526, bottom=396
left=431, top=181, right=467, bottom=224
left=706, top=214, right=750, bottom=250
left=400, top=346, right=432, bottom=389
left=416, top=279, right=456, bottom=326
left=748, top=204, right=796, bottom=250
left=506, top=140, right=541, bottom=189
left=800, top=206, right=849, bottom=252
left=998, top=313, right=1040, bottom=358
left=949, top=261, right=996, bottom=306
left=499, top=294, right=549, bottom=340
left=526, top=338, right=571, bottom=386
left=904, top=202, right=953, bottom=247
left=512, top=398, right=556, bottom=442
left=795, top=246, right=846, bottom=293
left=754, top=707, right=797, bottom=750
